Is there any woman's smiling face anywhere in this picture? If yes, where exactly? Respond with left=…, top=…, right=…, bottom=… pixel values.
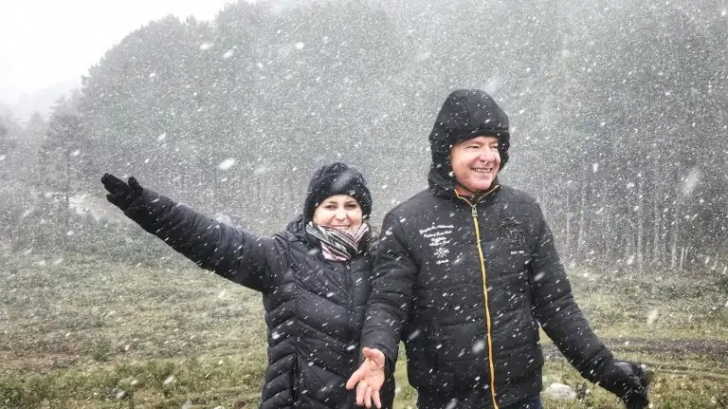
left=312, top=194, right=363, bottom=232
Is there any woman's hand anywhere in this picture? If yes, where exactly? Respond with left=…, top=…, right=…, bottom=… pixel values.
left=346, top=347, right=386, bottom=408
left=101, top=173, right=143, bottom=211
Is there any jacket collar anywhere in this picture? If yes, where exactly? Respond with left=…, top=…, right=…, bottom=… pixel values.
left=428, top=166, right=501, bottom=204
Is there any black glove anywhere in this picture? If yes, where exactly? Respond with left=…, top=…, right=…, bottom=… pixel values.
left=101, top=173, right=143, bottom=211
left=601, top=360, right=651, bottom=409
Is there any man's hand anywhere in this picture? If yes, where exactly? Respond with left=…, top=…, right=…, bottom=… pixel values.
left=605, top=360, right=651, bottom=409
left=346, top=347, right=386, bottom=409
left=101, top=173, right=143, bottom=211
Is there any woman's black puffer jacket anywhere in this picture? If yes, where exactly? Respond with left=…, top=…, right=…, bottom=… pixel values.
left=123, top=188, right=395, bottom=409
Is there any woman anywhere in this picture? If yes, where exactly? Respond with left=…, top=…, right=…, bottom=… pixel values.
left=101, top=163, right=395, bottom=409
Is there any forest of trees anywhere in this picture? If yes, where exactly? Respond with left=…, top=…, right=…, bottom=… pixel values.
left=1, top=0, right=727, bottom=274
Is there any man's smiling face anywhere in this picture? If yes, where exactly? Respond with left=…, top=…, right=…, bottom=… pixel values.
left=449, top=135, right=501, bottom=195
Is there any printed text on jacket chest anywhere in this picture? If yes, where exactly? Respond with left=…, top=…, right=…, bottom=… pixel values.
left=419, top=225, right=455, bottom=265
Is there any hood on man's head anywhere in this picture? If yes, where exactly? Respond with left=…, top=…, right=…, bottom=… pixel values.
left=303, top=162, right=372, bottom=222
left=429, top=89, right=510, bottom=173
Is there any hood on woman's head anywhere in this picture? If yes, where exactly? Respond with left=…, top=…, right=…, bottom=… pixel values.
left=303, top=163, right=372, bottom=222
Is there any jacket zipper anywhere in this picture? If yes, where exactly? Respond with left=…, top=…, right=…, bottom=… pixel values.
left=457, top=187, right=500, bottom=409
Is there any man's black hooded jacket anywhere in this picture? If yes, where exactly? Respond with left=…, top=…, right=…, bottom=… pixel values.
left=360, top=90, right=621, bottom=408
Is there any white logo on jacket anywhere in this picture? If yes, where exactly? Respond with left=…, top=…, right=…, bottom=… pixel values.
left=420, top=225, right=454, bottom=265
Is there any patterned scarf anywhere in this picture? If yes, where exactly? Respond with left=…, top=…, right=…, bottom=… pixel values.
left=305, top=222, right=370, bottom=261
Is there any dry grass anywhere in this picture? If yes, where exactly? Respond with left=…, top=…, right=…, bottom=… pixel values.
left=1, top=255, right=727, bottom=408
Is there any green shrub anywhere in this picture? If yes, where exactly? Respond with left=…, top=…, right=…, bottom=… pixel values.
left=83, top=337, right=113, bottom=362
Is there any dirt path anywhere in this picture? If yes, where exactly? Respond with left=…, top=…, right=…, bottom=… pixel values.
left=544, top=337, right=728, bottom=357
left=608, top=337, right=728, bottom=356
left=543, top=337, right=728, bottom=379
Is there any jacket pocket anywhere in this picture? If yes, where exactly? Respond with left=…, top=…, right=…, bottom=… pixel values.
left=495, top=341, right=544, bottom=384
left=430, top=321, right=490, bottom=390
left=407, top=356, right=457, bottom=393
left=485, top=244, right=530, bottom=278
left=405, top=322, right=457, bottom=393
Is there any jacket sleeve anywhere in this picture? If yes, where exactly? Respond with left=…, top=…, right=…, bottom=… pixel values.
left=360, top=212, right=418, bottom=366
left=528, top=204, right=614, bottom=384
left=123, top=188, right=272, bottom=292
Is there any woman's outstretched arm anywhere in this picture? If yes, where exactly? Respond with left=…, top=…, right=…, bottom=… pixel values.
left=102, top=173, right=272, bottom=292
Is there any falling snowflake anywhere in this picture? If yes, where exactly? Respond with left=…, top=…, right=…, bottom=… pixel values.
left=647, top=309, right=659, bottom=326
left=218, top=158, right=236, bottom=170
left=681, top=168, right=702, bottom=197
left=472, top=339, right=486, bottom=353
left=406, top=329, right=422, bottom=341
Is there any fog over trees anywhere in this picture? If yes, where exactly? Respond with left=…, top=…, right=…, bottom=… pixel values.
left=1, top=0, right=727, bottom=274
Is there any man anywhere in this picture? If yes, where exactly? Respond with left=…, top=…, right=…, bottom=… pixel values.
left=346, top=89, right=649, bottom=409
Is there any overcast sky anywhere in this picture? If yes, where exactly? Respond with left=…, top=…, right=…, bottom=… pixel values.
left=0, top=0, right=236, bottom=104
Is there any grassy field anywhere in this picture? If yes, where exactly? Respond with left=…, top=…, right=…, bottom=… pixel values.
left=1, top=254, right=727, bottom=408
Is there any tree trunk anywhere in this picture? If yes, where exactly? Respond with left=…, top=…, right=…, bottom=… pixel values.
left=64, top=148, right=71, bottom=249
left=671, top=201, right=680, bottom=270
left=603, top=204, right=611, bottom=262
left=652, top=188, right=660, bottom=263
left=565, top=190, right=571, bottom=259
left=637, top=174, right=644, bottom=275
left=212, top=165, right=219, bottom=208
left=577, top=179, right=587, bottom=259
